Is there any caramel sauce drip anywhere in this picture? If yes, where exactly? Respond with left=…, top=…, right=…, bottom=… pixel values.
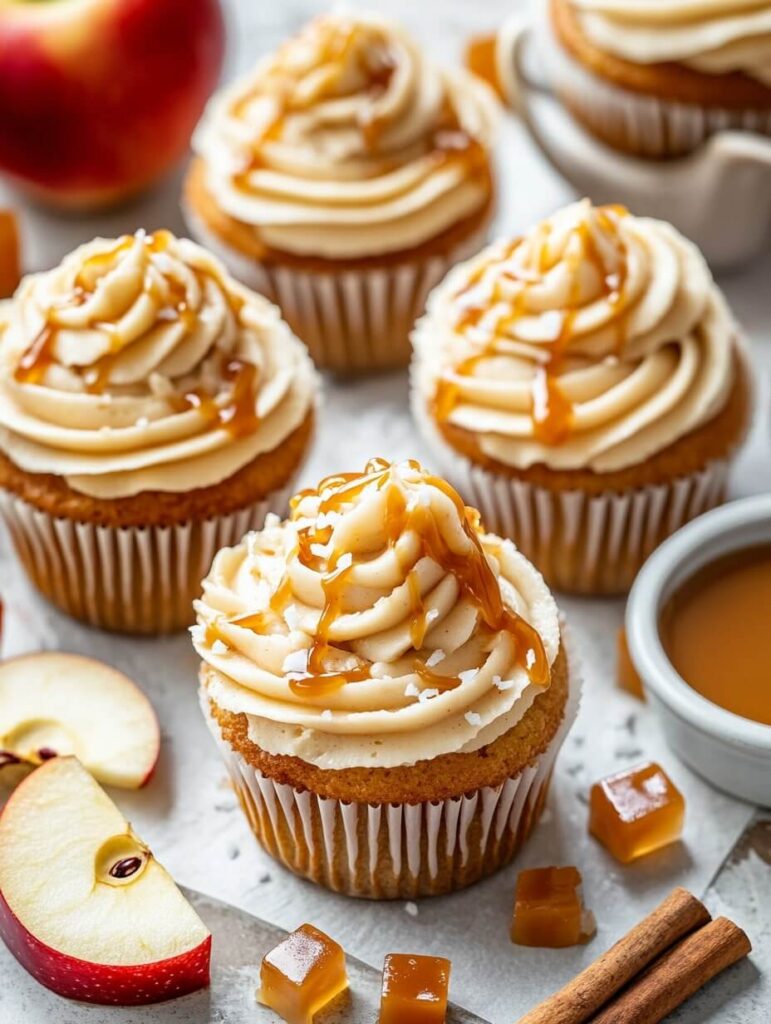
left=13, top=232, right=258, bottom=439
left=275, top=459, right=549, bottom=701
left=466, top=34, right=502, bottom=98
left=435, top=206, right=631, bottom=446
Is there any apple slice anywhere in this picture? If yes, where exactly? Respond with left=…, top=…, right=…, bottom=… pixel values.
left=0, top=756, right=211, bottom=1004
left=0, top=653, right=160, bottom=790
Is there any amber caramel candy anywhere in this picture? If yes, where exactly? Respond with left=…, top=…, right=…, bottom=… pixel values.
left=0, top=210, right=20, bottom=299
left=617, top=628, right=645, bottom=700
left=258, top=924, right=348, bottom=1024
left=511, top=867, right=596, bottom=948
left=380, top=954, right=451, bottom=1024
left=590, top=762, right=685, bottom=864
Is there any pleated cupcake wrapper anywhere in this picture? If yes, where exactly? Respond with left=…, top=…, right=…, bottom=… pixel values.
left=411, top=394, right=729, bottom=594
left=202, top=653, right=580, bottom=900
left=0, top=486, right=292, bottom=634
left=184, top=205, right=489, bottom=374
left=546, top=28, right=771, bottom=158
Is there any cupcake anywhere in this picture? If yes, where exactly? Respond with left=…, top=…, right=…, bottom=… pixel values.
left=0, top=230, right=317, bottom=633
left=194, top=459, right=576, bottom=899
left=184, top=11, right=499, bottom=373
left=545, top=0, right=771, bottom=158
left=411, top=200, right=751, bottom=595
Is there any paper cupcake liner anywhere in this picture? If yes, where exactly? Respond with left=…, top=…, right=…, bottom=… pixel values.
left=412, top=396, right=729, bottom=594
left=545, top=28, right=771, bottom=158
left=184, top=206, right=489, bottom=374
left=203, top=661, right=579, bottom=900
left=0, top=487, right=292, bottom=634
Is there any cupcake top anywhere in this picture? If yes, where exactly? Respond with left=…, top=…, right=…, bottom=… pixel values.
left=412, top=200, right=738, bottom=473
left=194, top=459, right=560, bottom=770
left=0, top=231, right=316, bottom=499
left=569, top=0, right=771, bottom=83
left=192, top=11, right=499, bottom=259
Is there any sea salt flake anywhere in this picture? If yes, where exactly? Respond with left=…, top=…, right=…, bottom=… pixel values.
left=404, top=902, right=419, bottom=917
left=336, top=552, right=353, bottom=571
left=189, top=624, right=205, bottom=642
left=426, top=649, right=445, bottom=668
left=418, top=687, right=439, bottom=703
left=465, top=711, right=482, bottom=727
left=135, top=416, right=150, bottom=429
left=321, top=710, right=333, bottom=721
left=425, top=608, right=440, bottom=626
left=458, top=669, right=477, bottom=685
left=212, top=639, right=229, bottom=655
left=494, top=675, right=515, bottom=691
left=316, top=511, right=342, bottom=528
left=311, top=541, right=333, bottom=559
left=526, top=649, right=536, bottom=670
left=404, top=682, right=421, bottom=699
left=282, top=649, right=310, bottom=674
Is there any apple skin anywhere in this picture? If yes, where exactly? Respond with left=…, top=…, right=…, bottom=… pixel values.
left=0, top=888, right=212, bottom=1004
left=0, top=0, right=225, bottom=209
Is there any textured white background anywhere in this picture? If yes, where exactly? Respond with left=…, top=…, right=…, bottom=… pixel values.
left=0, top=1, right=770, bottom=1022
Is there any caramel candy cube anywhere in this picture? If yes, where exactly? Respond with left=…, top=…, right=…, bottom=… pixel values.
left=590, top=762, right=685, bottom=864
left=617, top=628, right=645, bottom=700
left=380, top=953, right=451, bottom=1024
left=258, top=923, right=348, bottom=1024
left=511, top=866, right=596, bottom=948
left=0, top=210, right=20, bottom=299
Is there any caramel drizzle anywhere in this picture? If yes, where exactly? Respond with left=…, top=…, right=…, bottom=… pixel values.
left=13, top=232, right=259, bottom=439
left=235, top=459, right=549, bottom=702
left=435, top=205, right=631, bottom=446
left=232, top=18, right=485, bottom=188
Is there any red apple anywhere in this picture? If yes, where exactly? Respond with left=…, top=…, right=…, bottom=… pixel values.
left=0, top=0, right=225, bottom=208
left=0, top=756, right=211, bottom=1004
left=0, top=652, right=161, bottom=790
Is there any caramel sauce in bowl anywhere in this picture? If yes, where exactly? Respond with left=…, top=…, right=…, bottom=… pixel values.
left=627, top=496, right=771, bottom=806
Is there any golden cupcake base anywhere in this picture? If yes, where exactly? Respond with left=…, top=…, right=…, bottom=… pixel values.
left=183, top=160, right=493, bottom=374
left=202, top=645, right=577, bottom=899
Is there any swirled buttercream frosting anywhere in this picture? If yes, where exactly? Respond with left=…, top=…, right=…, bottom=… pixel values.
left=192, top=11, right=499, bottom=259
left=570, top=0, right=771, bottom=84
left=412, top=200, right=737, bottom=473
left=0, top=230, right=316, bottom=499
left=194, top=459, right=561, bottom=770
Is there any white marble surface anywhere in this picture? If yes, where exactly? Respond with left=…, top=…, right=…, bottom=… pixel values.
left=0, top=1, right=770, bottom=1022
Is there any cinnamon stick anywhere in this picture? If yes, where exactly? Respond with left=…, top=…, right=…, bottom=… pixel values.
left=516, top=888, right=710, bottom=1024
left=591, top=917, right=751, bottom=1024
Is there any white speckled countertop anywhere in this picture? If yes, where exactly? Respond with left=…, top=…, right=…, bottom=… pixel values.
left=0, top=2, right=769, bottom=1022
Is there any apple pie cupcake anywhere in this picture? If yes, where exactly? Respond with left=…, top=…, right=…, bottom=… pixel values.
left=411, top=201, right=751, bottom=594
left=184, top=11, right=499, bottom=373
left=194, top=459, right=576, bottom=899
left=545, top=0, right=771, bottom=158
left=0, top=230, right=317, bottom=633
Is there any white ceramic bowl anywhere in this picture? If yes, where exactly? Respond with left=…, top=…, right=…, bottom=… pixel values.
left=627, top=496, right=771, bottom=807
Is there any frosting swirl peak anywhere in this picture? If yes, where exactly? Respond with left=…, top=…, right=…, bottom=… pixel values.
left=0, top=231, right=316, bottom=497
left=412, top=200, right=737, bottom=472
left=194, top=459, right=560, bottom=770
left=192, top=12, right=499, bottom=258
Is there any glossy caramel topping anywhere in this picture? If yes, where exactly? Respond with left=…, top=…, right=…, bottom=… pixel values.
left=466, top=34, right=502, bottom=98
left=278, top=459, right=549, bottom=700
left=434, top=204, right=631, bottom=446
left=380, top=953, right=451, bottom=1024
left=660, top=545, right=771, bottom=726
left=589, top=762, right=685, bottom=864
left=259, top=923, right=349, bottom=1024
left=511, top=867, right=596, bottom=948
left=12, top=231, right=259, bottom=438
